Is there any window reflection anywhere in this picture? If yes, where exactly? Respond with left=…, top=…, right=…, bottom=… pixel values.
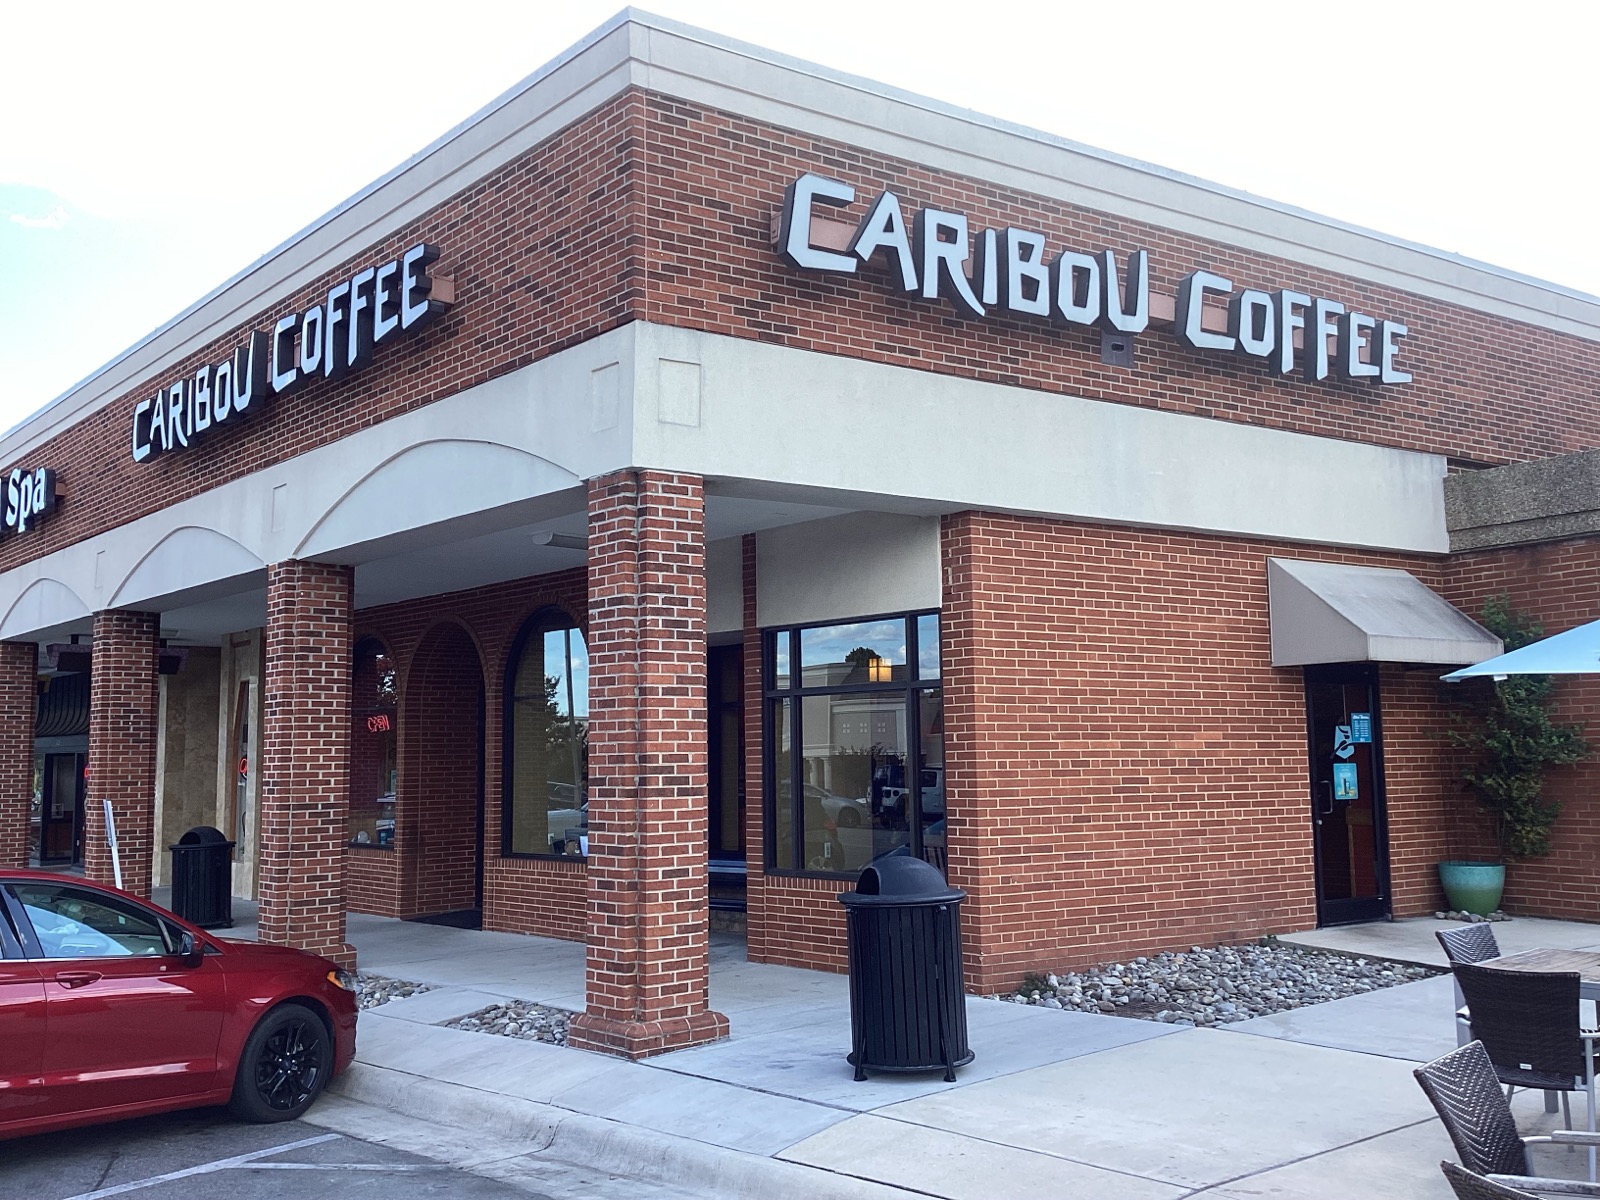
left=773, top=699, right=793, bottom=869
left=506, top=611, right=590, bottom=857
left=917, top=614, right=941, bottom=680
left=801, top=693, right=908, bottom=872
left=766, top=612, right=944, bottom=877
left=800, top=620, right=907, bottom=685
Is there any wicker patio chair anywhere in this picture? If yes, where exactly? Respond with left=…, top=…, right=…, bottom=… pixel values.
left=1440, top=1160, right=1543, bottom=1199
left=1439, top=925, right=1503, bottom=1047
left=1418, top=1034, right=1600, bottom=1191
left=1454, top=961, right=1598, bottom=1153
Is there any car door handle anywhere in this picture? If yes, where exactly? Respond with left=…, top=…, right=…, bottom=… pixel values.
left=54, top=970, right=102, bottom=989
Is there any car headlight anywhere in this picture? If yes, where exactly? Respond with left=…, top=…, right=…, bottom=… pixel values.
left=327, top=968, right=359, bottom=993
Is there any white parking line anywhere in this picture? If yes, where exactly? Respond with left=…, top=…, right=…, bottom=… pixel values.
left=61, top=1134, right=343, bottom=1200
left=232, top=1163, right=437, bottom=1171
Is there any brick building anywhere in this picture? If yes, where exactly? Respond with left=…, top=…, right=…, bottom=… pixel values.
left=2, top=13, right=1597, bottom=1058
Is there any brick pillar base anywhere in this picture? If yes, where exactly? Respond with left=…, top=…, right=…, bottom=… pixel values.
left=0, top=642, right=37, bottom=868
left=566, top=470, right=729, bottom=1059
left=257, top=561, right=355, bottom=967
left=85, top=612, right=160, bottom=896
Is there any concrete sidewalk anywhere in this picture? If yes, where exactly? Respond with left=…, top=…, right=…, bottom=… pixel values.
left=310, top=912, right=1600, bottom=1197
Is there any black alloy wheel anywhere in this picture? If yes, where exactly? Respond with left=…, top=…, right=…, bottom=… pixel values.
left=229, top=1002, right=333, bottom=1122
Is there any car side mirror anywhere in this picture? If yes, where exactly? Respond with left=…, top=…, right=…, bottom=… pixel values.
left=177, top=931, right=204, bottom=966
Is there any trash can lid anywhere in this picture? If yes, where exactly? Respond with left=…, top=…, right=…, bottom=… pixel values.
left=176, top=825, right=232, bottom=847
left=839, top=851, right=965, bottom=906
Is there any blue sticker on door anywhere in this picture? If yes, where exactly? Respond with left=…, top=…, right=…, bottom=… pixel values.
left=1333, top=762, right=1359, bottom=800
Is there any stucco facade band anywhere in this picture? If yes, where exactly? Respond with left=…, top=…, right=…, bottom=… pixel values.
left=4, top=13, right=1599, bottom=1058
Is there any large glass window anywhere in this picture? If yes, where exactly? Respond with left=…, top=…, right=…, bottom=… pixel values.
left=348, top=639, right=398, bottom=848
left=504, top=610, right=589, bottom=857
left=765, top=612, right=943, bottom=876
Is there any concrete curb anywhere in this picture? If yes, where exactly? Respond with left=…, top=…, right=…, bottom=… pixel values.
left=330, top=1061, right=912, bottom=1199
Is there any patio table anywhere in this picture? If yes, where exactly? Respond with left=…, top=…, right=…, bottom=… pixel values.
left=1478, top=947, right=1600, bottom=1117
left=1484, top=948, right=1600, bottom=1002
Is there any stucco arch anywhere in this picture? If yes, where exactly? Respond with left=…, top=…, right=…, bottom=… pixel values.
left=109, top=525, right=267, bottom=609
left=295, top=440, right=581, bottom=560
left=0, top=576, right=92, bottom=640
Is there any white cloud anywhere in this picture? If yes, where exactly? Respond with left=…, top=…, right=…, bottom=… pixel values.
left=7, top=205, right=67, bottom=230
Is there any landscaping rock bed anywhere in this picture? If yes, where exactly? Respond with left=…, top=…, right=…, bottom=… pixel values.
left=356, top=973, right=433, bottom=1011
left=1436, top=910, right=1511, bottom=922
left=1006, top=941, right=1440, bottom=1027
left=443, top=1000, right=573, bottom=1045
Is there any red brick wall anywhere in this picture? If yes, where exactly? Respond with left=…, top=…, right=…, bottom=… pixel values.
left=1440, top=539, right=1600, bottom=922
left=352, top=566, right=589, bottom=938
left=21, top=77, right=1600, bottom=977
left=400, top=622, right=484, bottom=917
left=8, top=85, right=1600, bottom=594
left=0, top=643, right=36, bottom=869
left=639, top=94, right=1600, bottom=467
left=84, top=611, right=159, bottom=897
left=346, top=845, right=402, bottom=917
left=257, top=562, right=353, bottom=964
left=567, top=470, right=727, bottom=1057
left=1378, top=664, right=1460, bottom=918
left=937, top=511, right=1476, bottom=992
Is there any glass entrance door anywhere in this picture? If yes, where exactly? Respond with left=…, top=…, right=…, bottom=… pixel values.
left=1304, top=664, right=1389, bottom=925
left=38, top=753, right=86, bottom=866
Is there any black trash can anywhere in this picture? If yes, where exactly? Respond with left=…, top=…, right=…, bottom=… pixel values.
left=839, top=852, right=973, bottom=1081
left=168, top=826, right=235, bottom=929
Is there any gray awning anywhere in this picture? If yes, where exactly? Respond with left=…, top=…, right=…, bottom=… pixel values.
left=1267, top=558, right=1502, bottom=667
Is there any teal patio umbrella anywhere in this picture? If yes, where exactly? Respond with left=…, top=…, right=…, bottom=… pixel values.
left=1441, top=617, right=1600, bottom=680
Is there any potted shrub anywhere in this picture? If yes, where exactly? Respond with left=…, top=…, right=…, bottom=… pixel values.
left=1443, top=597, right=1590, bottom=915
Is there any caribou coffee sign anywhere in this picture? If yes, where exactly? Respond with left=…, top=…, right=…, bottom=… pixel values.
left=778, top=173, right=1411, bottom=385
left=133, top=243, right=451, bottom=462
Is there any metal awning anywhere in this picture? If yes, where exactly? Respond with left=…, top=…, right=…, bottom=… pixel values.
left=1267, top=558, right=1502, bottom=667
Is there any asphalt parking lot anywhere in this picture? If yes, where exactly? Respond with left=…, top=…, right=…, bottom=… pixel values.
left=0, top=1107, right=554, bottom=1200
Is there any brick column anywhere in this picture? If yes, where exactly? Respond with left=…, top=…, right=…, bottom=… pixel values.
left=0, top=642, right=37, bottom=868
left=567, top=470, right=728, bottom=1059
left=85, top=611, right=160, bottom=896
left=257, top=561, right=355, bottom=966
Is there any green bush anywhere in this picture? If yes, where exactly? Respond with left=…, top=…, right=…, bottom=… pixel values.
left=1449, top=596, right=1589, bottom=859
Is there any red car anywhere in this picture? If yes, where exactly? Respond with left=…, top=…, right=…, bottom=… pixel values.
left=0, top=869, right=357, bottom=1139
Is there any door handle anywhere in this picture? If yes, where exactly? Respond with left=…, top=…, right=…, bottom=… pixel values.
left=54, top=970, right=102, bottom=989
left=1317, top=780, right=1334, bottom=818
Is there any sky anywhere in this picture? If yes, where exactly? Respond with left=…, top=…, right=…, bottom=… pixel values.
left=3, top=2, right=1597, bottom=436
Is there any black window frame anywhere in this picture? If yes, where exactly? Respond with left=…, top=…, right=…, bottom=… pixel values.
left=762, top=609, right=943, bottom=879
left=500, top=605, right=589, bottom=862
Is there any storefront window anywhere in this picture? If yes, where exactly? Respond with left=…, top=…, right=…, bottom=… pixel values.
left=765, top=612, right=943, bottom=876
left=348, top=639, right=397, bottom=848
left=504, top=609, right=589, bottom=857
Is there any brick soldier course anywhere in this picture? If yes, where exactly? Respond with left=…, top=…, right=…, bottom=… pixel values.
left=1, top=15, right=1598, bottom=1058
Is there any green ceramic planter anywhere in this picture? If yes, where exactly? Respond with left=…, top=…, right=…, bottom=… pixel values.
left=1438, top=860, right=1505, bottom=916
